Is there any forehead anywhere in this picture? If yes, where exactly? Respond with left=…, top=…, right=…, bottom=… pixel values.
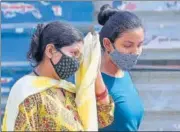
left=116, top=27, right=144, bottom=43
left=62, top=41, right=84, bottom=50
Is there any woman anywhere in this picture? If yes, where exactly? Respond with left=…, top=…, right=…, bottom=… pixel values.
left=2, top=21, right=114, bottom=131
left=98, top=4, right=145, bottom=131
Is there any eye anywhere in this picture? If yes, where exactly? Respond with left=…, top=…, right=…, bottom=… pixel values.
left=124, top=44, right=132, bottom=48
left=70, top=51, right=77, bottom=56
left=74, top=51, right=79, bottom=56
left=70, top=51, right=75, bottom=56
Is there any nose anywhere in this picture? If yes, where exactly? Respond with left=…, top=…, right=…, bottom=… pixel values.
left=130, top=47, right=141, bottom=55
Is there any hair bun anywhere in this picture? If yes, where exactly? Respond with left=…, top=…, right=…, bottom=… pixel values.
left=98, top=4, right=118, bottom=26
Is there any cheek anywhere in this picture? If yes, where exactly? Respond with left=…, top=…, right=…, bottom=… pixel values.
left=114, top=44, right=127, bottom=54
left=139, top=47, right=143, bottom=53
left=137, top=46, right=143, bottom=55
left=118, top=47, right=130, bottom=54
left=52, top=54, right=62, bottom=65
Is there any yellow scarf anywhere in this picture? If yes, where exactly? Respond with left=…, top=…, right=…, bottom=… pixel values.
left=2, top=32, right=101, bottom=131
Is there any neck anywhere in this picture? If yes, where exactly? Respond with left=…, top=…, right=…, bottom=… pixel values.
left=101, top=52, right=124, bottom=78
left=34, top=60, right=59, bottom=80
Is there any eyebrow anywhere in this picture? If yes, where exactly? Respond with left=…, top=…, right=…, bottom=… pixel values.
left=124, top=41, right=144, bottom=45
left=70, top=47, right=82, bottom=54
left=124, top=41, right=134, bottom=44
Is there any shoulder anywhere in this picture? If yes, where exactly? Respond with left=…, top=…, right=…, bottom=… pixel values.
left=11, top=74, right=35, bottom=91
left=124, top=71, right=133, bottom=81
left=19, top=92, right=42, bottom=112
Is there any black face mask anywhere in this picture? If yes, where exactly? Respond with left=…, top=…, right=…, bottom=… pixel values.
left=50, top=50, right=80, bottom=80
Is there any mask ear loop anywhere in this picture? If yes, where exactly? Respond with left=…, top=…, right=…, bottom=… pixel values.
left=107, top=42, right=116, bottom=54
left=104, top=37, right=117, bottom=54
left=50, top=47, right=64, bottom=67
left=111, top=42, right=116, bottom=50
left=53, top=43, right=66, bottom=56
left=49, top=49, right=65, bottom=79
left=56, top=48, right=65, bottom=56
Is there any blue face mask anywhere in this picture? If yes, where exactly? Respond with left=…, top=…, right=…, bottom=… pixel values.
left=109, top=46, right=140, bottom=71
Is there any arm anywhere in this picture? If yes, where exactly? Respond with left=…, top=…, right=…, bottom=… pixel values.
left=97, top=96, right=114, bottom=128
left=14, top=95, right=38, bottom=131
left=95, top=71, right=115, bottom=128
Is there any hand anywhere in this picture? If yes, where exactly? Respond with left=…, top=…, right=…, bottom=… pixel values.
left=95, top=71, right=110, bottom=104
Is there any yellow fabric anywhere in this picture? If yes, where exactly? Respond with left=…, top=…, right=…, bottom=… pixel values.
left=12, top=88, right=114, bottom=131
left=2, top=32, right=102, bottom=131
left=75, top=32, right=101, bottom=130
left=2, top=111, right=7, bottom=131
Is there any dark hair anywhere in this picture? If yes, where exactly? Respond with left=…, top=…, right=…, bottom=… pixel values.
left=98, top=4, right=143, bottom=51
left=27, top=21, right=83, bottom=67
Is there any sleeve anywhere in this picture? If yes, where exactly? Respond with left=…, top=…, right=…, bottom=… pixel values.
left=14, top=95, right=39, bottom=131
left=97, top=96, right=115, bottom=128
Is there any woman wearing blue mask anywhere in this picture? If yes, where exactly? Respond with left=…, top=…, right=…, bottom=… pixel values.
left=98, top=4, right=145, bottom=131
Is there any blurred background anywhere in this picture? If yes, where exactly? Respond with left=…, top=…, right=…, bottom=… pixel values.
left=1, top=1, right=180, bottom=131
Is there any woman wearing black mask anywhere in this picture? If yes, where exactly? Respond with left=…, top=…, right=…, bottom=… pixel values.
left=2, top=21, right=114, bottom=131
left=98, top=4, right=145, bottom=131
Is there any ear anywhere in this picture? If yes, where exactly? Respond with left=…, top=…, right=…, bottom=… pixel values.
left=44, top=44, right=56, bottom=59
left=103, top=38, right=114, bottom=53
